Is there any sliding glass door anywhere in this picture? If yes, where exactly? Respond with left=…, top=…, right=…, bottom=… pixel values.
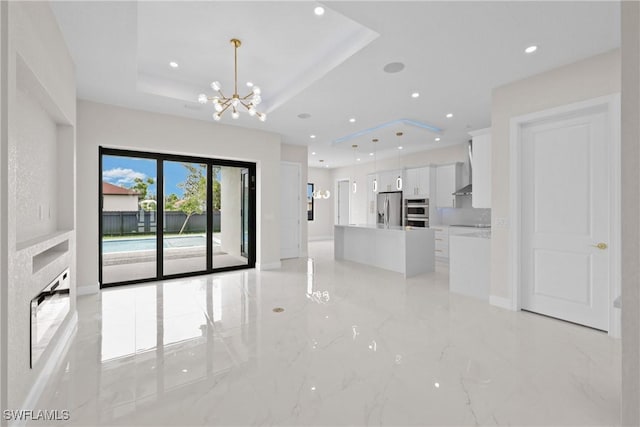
left=162, top=161, right=208, bottom=276
left=212, top=165, right=249, bottom=269
left=100, top=154, right=158, bottom=285
left=99, top=148, right=255, bottom=287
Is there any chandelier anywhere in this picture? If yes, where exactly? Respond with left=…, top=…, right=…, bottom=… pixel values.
left=198, top=38, right=266, bottom=122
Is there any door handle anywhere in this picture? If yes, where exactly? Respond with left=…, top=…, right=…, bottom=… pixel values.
left=592, top=243, right=608, bottom=250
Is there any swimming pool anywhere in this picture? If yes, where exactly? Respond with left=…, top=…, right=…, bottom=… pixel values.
left=102, top=235, right=211, bottom=253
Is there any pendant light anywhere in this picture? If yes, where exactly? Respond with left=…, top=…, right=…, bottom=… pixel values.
left=372, top=138, right=378, bottom=192
left=352, top=144, right=358, bottom=193
left=396, top=132, right=403, bottom=190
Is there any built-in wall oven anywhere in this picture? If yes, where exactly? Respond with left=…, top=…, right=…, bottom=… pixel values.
left=404, top=197, right=429, bottom=227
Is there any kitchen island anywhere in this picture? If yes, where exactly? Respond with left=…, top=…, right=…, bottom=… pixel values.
left=334, top=224, right=435, bottom=278
left=449, top=231, right=491, bottom=300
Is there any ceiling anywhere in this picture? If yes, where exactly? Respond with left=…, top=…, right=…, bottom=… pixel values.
left=50, top=1, right=620, bottom=169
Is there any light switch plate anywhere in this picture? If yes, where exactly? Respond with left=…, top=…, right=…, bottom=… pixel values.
left=495, top=217, right=509, bottom=227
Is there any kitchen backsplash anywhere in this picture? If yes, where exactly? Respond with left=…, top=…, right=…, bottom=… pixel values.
left=436, top=207, right=491, bottom=226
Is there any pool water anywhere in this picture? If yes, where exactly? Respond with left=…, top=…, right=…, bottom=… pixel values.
left=102, top=235, right=209, bottom=253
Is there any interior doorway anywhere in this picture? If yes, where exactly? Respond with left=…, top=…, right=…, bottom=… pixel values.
left=510, top=95, right=620, bottom=333
left=337, top=179, right=350, bottom=225
left=280, top=161, right=300, bottom=259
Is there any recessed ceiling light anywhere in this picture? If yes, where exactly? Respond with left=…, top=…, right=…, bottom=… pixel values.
left=325, top=165, right=329, bottom=168
left=314, top=6, right=325, bottom=16
left=383, top=62, right=405, bottom=73
left=311, top=151, right=316, bottom=155
left=398, top=146, right=403, bottom=150
left=297, top=113, right=312, bottom=119
left=246, top=81, right=254, bottom=87
left=446, top=113, right=453, bottom=118
left=369, top=152, right=374, bottom=156
left=525, top=45, right=538, bottom=54
left=310, top=135, right=316, bottom=139
left=169, top=61, right=179, bottom=68
left=349, top=118, right=356, bottom=123
left=435, top=137, right=441, bottom=142
left=411, top=92, right=420, bottom=98
left=356, top=158, right=361, bottom=161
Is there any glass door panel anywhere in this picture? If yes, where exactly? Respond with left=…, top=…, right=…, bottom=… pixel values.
left=101, top=155, right=157, bottom=284
left=212, top=166, right=249, bottom=269
left=162, top=161, right=208, bottom=276
left=241, top=168, right=249, bottom=258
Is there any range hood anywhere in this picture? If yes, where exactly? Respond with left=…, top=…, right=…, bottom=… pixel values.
left=453, top=140, right=473, bottom=196
left=453, top=183, right=472, bottom=196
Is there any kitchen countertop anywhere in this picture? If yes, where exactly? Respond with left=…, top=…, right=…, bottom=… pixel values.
left=335, top=224, right=432, bottom=232
left=450, top=231, right=492, bottom=239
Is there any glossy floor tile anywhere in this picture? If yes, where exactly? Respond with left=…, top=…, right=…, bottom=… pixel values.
left=32, top=241, right=621, bottom=426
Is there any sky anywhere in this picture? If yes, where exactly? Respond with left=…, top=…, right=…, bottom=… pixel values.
left=102, top=155, right=207, bottom=199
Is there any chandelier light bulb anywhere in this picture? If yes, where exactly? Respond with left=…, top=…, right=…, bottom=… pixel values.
left=214, top=103, right=223, bottom=112
left=252, top=95, right=262, bottom=105
left=213, top=112, right=221, bottom=121
left=259, top=113, right=267, bottom=122
left=211, top=81, right=221, bottom=91
left=253, top=86, right=261, bottom=95
left=198, top=94, right=208, bottom=104
left=232, top=110, right=240, bottom=120
left=231, top=98, right=239, bottom=107
left=248, top=106, right=257, bottom=116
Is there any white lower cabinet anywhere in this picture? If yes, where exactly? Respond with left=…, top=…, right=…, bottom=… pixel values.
left=431, top=226, right=449, bottom=261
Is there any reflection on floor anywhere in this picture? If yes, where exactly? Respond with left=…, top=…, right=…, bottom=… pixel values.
left=102, top=253, right=248, bottom=283
left=32, top=241, right=620, bottom=426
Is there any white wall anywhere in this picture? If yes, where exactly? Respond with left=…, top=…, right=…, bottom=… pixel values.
left=491, top=49, right=621, bottom=299
left=220, top=166, right=241, bottom=257
left=308, top=167, right=334, bottom=240
left=77, top=100, right=282, bottom=292
left=280, top=143, right=308, bottom=255
left=3, top=0, right=76, bottom=409
left=621, top=4, right=640, bottom=424
left=0, top=0, right=7, bottom=414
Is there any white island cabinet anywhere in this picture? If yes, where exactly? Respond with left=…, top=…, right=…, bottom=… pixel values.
left=449, top=232, right=491, bottom=300
left=334, top=225, right=435, bottom=278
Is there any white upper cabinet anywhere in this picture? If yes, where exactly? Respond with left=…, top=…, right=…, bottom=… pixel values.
left=404, top=166, right=431, bottom=197
left=378, top=169, right=402, bottom=192
left=435, top=163, right=462, bottom=208
left=469, top=128, right=492, bottom=208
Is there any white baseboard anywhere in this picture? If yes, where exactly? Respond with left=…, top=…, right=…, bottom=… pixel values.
left=489, top=295, right=514, bottom=311
left=13, top=311, right=78, bottom=427
left=308, top=236, right=333, bottom=242
left=256, top=261, right=281, bottom=270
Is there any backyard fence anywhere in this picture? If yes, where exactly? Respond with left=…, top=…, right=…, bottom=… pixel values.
left=102, top=211, right=220, bottom=236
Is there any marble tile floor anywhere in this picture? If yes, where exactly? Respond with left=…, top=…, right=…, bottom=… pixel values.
left=32, top=241, right=621, bottom=426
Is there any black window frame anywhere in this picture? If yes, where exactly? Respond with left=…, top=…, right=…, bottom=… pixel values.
left=99, top=146, right=257, bottom=288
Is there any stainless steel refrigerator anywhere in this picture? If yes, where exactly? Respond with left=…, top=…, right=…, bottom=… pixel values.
left=376, top=191, right=403, bottom=228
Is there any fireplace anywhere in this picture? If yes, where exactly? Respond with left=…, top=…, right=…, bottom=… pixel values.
left=30, top=268, right=70, bottom=368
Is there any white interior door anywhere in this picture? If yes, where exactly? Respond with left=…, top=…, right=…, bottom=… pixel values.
left=337, top=180, right=350, bottom=225
left=521, top=107, right=609, bottom=331
left=280, top=162, right=300, bottom=259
